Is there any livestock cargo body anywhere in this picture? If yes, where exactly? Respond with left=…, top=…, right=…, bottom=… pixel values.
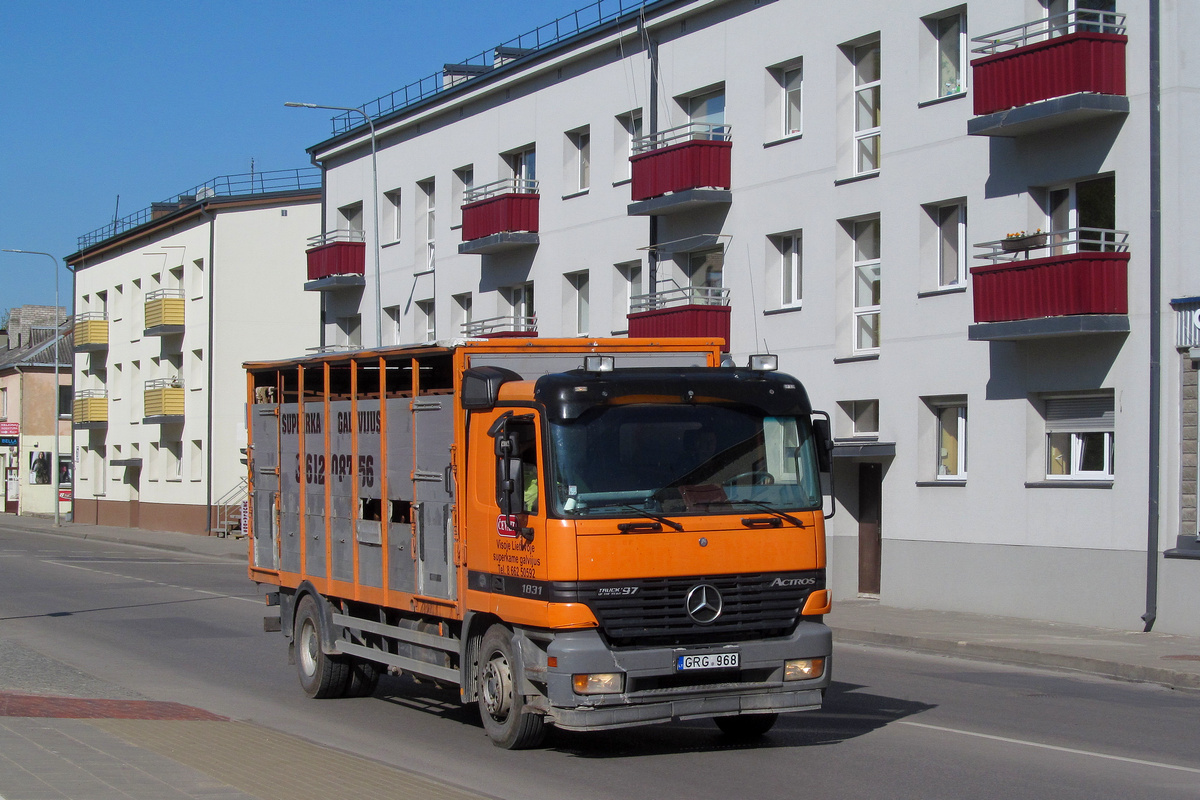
left=246, top=338, right=834, bottom=748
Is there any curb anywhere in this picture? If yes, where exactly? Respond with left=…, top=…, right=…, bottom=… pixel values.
left=832, top=627, right=1200, bottom=692
left=5, top=522, right=246, bottom=563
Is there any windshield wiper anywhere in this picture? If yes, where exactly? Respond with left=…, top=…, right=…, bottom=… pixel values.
left=618, top=505, right=684, bottom=532
left=725, top=501, right=807, bottom=528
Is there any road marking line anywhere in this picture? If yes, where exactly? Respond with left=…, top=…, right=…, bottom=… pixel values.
left=898, top=720, right=1200, bottom=774
left=41, top=560, right=260, bottom=604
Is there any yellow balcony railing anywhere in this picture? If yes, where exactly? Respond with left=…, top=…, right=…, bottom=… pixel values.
left=144, top=378, right=185, bottom=418
left=73, top=390, right=108, bottom=426
left=145, top=289, right=185, bottom=331
left=74, top=312, right=109, bottom=351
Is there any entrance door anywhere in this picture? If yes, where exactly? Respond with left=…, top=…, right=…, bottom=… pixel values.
left=857, top=462, right=882, bottom=595
left=4, top=466, right=18, bottom=514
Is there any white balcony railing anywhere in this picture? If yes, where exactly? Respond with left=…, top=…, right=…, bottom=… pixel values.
left=974, top=227, right=1129, bottom=264
left=630, top=285, right=731, bottom=312
left=972, top=9, right=1127, bottom=56
left=306, top=228, right=366, bottom=248
left=462, top=177, right=540, bottom=204
left=462, top=315, right=538, bottom=336
left=632, top=122, right=732, bottom=155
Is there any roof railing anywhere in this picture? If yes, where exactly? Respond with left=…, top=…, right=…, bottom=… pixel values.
left=972, top=9, right=1127, bottom=56
left=463, top=177, right=540, bottom=204
left=78, top=167, right=322, bottom=250
left=632, top=122, right=732, bottom=155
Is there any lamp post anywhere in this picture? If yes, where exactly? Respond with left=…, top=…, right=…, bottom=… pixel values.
left=285, top=101, right=383, bottom=348
left=1, top=249, right=63, bottom=526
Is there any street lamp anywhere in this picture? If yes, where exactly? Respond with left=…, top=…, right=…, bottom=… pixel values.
left=285, top=101, right=383, bottom=348
left=1, top=249, right=64, bottom=526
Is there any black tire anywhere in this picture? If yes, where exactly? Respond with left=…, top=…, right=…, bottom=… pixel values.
left=477, top=625, right=547, bottom=749
left=714, top=713, right=778, bottom=739
left=294, top=595, right=351, bottom=699
left=343, top=658, right=382, bottom=698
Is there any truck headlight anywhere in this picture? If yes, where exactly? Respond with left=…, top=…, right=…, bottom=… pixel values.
left=784, top=658, right=825, bottom=681
left=572, top=672, right=624, bottom=694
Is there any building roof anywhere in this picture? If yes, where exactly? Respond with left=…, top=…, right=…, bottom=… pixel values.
left=0, top=319, right=72, bottom=371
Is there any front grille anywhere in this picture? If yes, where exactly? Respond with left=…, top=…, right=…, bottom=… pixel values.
left=570, top=570, right=823, bottom=647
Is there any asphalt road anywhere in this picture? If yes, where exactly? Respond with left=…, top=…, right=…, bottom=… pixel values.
left=2, top=526, right=1199, bottom=800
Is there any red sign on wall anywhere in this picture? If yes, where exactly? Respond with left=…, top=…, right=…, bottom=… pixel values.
left=0, top=422, right=19, bottom=436
left=58, top=488, right=72, bottom=502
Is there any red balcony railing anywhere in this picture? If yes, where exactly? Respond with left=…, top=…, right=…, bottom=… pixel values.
left=971, top=229, right=1129, bottom=323
left=627, top=286, right=731, bottom=352
left=971, top=11, right=1127, bottom=116
left=306, top=230, right=365, bottom=280
left=461, top=178, right=539, bottom=242
left=630, top=123, right=732, bottom=202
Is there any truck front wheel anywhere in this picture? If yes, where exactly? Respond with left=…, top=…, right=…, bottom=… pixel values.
left=294, top=595, right=350, bottom=698
left=477, top=625, right=547, bottom=749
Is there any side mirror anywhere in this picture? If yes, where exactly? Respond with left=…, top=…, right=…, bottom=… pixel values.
left=811, top=411, right=836, bottom=520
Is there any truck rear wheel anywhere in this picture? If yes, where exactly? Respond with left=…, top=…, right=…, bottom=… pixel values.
left=714, top=712, right=778, bottom=739
left=294, top=595, right=350, bottom=698
left=477, top=625, right=547, bottom=749
left=343, top=659, right=381, bottom=698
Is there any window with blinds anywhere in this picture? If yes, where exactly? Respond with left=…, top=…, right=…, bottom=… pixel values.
left=1045, top=394, right=1114, bottom=480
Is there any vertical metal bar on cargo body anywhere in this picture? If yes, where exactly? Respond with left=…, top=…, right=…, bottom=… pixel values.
left=351, top=359, right=361, bottom=595
left=297, top=364, right=307, bottom=578
left=378, top=356, right=390, bottom=596
left=323, top=361, right=333, bottom=591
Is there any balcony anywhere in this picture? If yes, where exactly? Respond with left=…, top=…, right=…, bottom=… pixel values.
left=74, top=312, right=109, bottom=352
left=461, top=315, right=538, bottom=338
left=143, top=378, right=185, bottom=424
left=459, top=179, right=540, bottom=255
left=305, top=230, right=366, bottom=291
left=628, top=123, right=732, bottom=216
left=968, top=228, right=1130, bottom=341
left=144, top=289, right=185, bottom=336
left=968, top=10, right=1128, bottom=137
left=627, top=286, right=731, bottom=352
left=73, top=390, right=108, bottom=430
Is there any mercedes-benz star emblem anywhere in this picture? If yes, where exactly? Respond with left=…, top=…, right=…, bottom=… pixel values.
left=685, top=583, right=723, bottom=624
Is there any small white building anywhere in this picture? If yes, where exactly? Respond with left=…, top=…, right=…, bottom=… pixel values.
left=297, top=0, right=1199, bottom=634
left=66, top=170, right=322, bottom=535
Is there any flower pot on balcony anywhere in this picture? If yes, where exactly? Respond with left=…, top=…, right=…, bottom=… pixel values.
left=1001, top=234, right=1048, bottom=253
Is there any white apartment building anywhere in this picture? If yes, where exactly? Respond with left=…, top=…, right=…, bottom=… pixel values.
left=66, top=170, right=322, bottom=534
left=299, top=0, right=1200, bottom=634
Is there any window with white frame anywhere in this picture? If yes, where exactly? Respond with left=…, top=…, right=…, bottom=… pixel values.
left=772, top=61, right=804, bottom=137
left=506, top=283, right=535, bottom=330
left=841, top=399, right=880, bottom=437
left=925, top=201, right=967, bottom=288
left=0, top=387, right=6, bottom=419
left=935, top=401, right=968, bottom=479
left=924, top=9, right=967, bottom=98
left=852, top=217, right=881, bottom=353
left=506, top=146, right=537, bottom=185
left=189, top=440, right=202, bottom=482
left=688, top=88, right=727, bottom=139
left=384, top=305, right=402, bottom=345
left=338, top=201, right=364, bottom=237
left=383, top=189, right=402, bottom=243
left=1046, top=175, right=1117, bottom=254
left=164, top=439, right=182, bottom=481
left=771, top=231, right=803, bottom=307
left=566, top=271, right=590, bottom=335
left=418, top=179, right=435, bottom=270
left=92, top=444, right=107, bottom=491
left=616, top=110, right=643, bottom=179
left=336, top=315, right=361, bottom=348
left=189, top=259, right=204, bottom=300
left=688, top=249, right=724, bottom=292
left=567, top=128, right=590, bottom=193
left=1045, top=394, right=1115, bottom=480
left=451, top=293, right=472, bottom=334
left=1045, top=0, right=1116, bottom=35
left=452, top=166, right=472, bottom=227
left=615, top=260, right=643, bottom=319
left=852, top=39, right=881, bottom=174
left=416, top=300, right=436, bottom=342
left=148, top=442, right=160, bottom=482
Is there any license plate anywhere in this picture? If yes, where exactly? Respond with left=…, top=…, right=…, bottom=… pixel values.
left=676, top=652, right=739, bottom=671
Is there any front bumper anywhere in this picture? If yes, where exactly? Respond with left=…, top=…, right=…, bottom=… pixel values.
left=538, top=620, right=832, bottom=731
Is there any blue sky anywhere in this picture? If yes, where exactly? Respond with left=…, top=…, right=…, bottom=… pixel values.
left=0, top=0, right=593, bottom=320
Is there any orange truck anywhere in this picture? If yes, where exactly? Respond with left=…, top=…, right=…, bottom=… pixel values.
left=245, top=338, right=833, bottom=748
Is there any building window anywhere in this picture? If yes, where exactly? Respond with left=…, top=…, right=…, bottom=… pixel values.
left=688, top=249, right=724, bottom=292
left=148, top=442, right=160, bottom=482
left=852, top=39, right=881, bottom=174
left=58, top=385, right=71, bottom=419
left=338, top=201, right=364, bottom=238
left=506, top=146, right=537, bottom=187
left=1046, top=175, right=1117, bottom=254
left=924, top=201, right=966, bottom=288
left=842, top=399, right=880, bottom=437
left=164, top=439, right=182, bottom=481
left=337, top=315, right=361, bottom=348
left=451, top=293, right=472, bottom=334
left=935, top=402, right=968, bottom=479
left=416, top=300, right=435, bottom=342
left=1046, top=0, right=1117, bottom=35
left=770, top=232, right=803, bottom=308
left=0, top=387, right=6, bottom=419
left=852, top=217, right=881, bottom=353
left=384, top=305, right=402, bottom=345
left=383, top=189, right=402, bottom=243
left=616, top=110, right=643, bottom=179
left=188, top=349, right=204, bottom=391
left=566, top=271, right=590, bottom=335
left=190, top=259, right=205, bottom=300
left=771, top=61, right=804, bottom=137
left=615, top=261, right=643, bottom=324
left=418, top=179, right=435, bottom=271
left=190, top=440, right=203, bottom=482
left=923, top=9, right=967, bottom=98
left=92, top=444, right=107, bottom=493
left=452, top=167, right=473, bottom=227
left=506, top=283, right=535, bottom=331
left=1045, top=394, right=1115, bottom=480
left=688, top=88, right=726, bottom=139
left=567, top=128, right=590, bottom=193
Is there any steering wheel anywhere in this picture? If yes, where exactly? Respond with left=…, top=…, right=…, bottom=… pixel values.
left=726, top=471, right=775, bottom=486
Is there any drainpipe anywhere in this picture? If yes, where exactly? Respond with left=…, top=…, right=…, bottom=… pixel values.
left=641, top=15, right=659, bottom=295
left=1143, top=0, right=1162, bottom=632
left=203, top=206, right=216, bottom=535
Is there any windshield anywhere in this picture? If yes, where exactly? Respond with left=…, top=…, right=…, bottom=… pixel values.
left=547, top=403, right=823, bottom=518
